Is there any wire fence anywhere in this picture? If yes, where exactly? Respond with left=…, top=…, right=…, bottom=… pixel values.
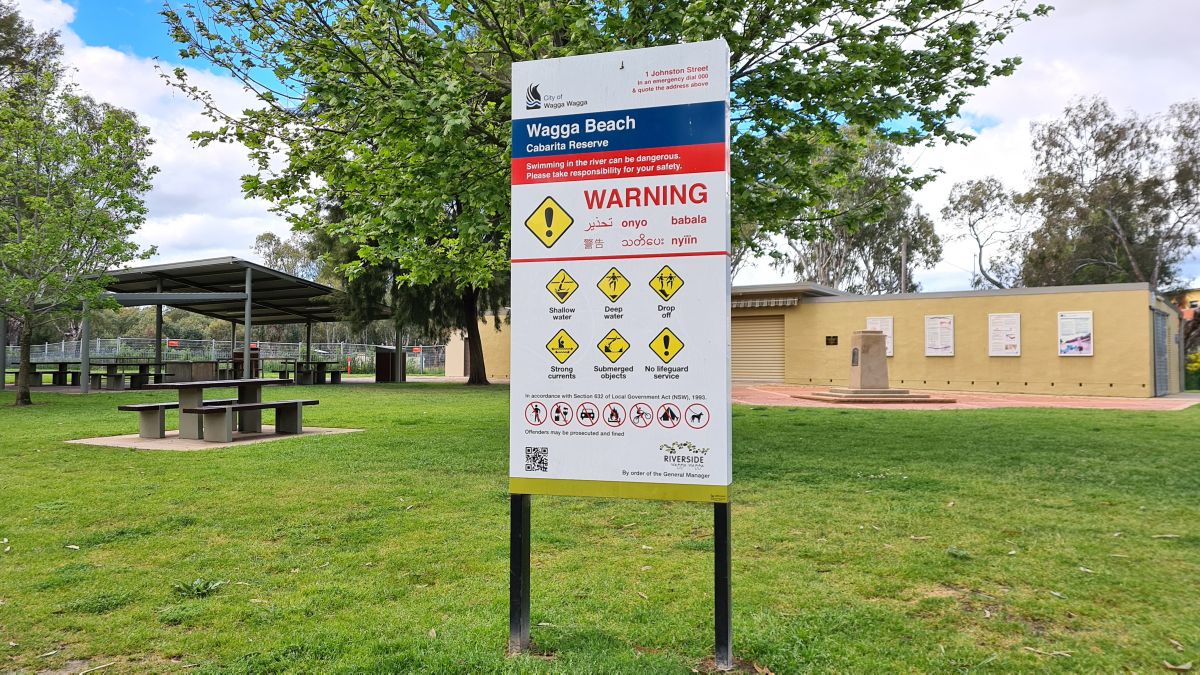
left=3, top=339, right=447, bottom=375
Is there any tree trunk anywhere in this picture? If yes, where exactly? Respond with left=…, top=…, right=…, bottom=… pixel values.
left=461, top=287, right=489, bottom=386
left=15, top=320, right=33, bottom=406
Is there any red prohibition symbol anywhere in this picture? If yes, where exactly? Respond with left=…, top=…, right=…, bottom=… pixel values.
left=684, top=403, right=710, bottom=429
left=525, top=401, right=547, bottom=426
left=602, top=402, right=626, bottom=427
left=630, top=402, right=653, bottom=428
left=550, top=400, right=573, bottom=426
left=657, top=403, right=681, bottom=428
left=576, top=401, right=599, bottom=427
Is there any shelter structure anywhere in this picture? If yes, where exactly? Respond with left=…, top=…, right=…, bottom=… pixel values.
left=77, top=257, right=346, bottom=392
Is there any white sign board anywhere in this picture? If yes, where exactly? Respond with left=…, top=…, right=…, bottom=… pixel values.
left=509, top=41, right=732, bottom=503
left=1058, top=310, right=1093, bottom=356
left=865, top=316, right=893, bottom=356
left=988, top=313, right=1021, bottom=356
left=924, top=314, right=955, bottom=356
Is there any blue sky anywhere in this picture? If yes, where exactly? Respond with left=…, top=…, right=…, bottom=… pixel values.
left=14, top=0, right=1200, bottom=290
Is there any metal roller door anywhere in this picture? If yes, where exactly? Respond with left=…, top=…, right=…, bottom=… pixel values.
left=731, top=316, right=785, bottom=382
left=1153, top=310, right=1170, bottom=397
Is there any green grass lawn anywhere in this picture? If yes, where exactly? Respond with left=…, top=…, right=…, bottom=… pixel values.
left=0, top=384, right=1197, bottom=673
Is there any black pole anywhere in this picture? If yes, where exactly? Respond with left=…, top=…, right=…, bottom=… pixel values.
left=509, top=493, right=531, bottom=654
left=714, top=501, right=732, bottom=668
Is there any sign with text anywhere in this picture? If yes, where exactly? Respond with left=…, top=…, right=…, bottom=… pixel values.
left=509, top=41, right=732, bottom=503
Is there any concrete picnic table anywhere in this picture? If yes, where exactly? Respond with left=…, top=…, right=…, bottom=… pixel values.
left=141, top=378, right=292, bottom=440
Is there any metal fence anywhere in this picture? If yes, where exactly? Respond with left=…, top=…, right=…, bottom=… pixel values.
left=3, top=340, right=447, bottom=375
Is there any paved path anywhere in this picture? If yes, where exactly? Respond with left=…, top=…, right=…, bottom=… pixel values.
left=733, top=384, right=1200, bottom=412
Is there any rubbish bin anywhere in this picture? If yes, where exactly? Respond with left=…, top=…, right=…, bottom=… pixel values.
left=376, top=346, right=406, bottom=383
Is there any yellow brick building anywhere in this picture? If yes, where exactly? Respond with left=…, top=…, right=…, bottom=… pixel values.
left=447, top=282, right=1185, bottom=397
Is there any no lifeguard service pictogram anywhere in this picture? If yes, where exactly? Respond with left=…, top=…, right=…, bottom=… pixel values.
left=597, top=267, right=630, bottom=302
left=546, top=269, right=578, bottom=303
left=545, top=329, right=578, bottom=363
left=525, top=196, right=574, bottom=248
left=597, top=328, right=630, bottom=363
left=650, top=327, right=684, bottom=363
left=649, top=264, right=684, bottom=301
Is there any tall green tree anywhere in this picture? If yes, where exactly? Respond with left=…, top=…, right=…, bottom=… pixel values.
left=774, top=134, right=941, bottom=293
left=162, top=0, right=1049, bottom=382
left=0, top=9, right=157, bottom=405
left=941, top=177, right=1025, bottom=289
left=1021, top=97, right=1200, bottom=289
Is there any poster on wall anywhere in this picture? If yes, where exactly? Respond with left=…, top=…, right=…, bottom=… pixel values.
left=988, top=313, right=1021, bottom=356
left=865, top=316, right=894, bottom=356
left=1058, top=311, right=1094, bottom=356
left=924, top=315, right=954, bottom=356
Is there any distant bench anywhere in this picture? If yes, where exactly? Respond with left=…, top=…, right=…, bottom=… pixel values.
left=182, top=400, right=319, bottom=443
left=118, top=399, right=237, bottom=439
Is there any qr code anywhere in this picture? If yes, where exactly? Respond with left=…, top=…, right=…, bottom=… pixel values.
left=524, top=446, right=549, bottom=472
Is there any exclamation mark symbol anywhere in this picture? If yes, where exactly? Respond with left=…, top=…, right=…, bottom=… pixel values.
left=544, top=207, right=554, bottom=238
left=662, top=334, right=671, bottom=356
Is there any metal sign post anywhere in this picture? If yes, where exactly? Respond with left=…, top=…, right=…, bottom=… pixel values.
left=508, top=40, right=733, bottom=666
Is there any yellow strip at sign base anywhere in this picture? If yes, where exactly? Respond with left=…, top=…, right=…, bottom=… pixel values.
left=511, top=478, right=729, bottom=503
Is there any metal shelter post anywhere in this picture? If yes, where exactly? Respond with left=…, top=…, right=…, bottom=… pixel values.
left=508, top=493, right=531, bottom=653
left=0, top=312, right=7, bottom=391
left=714, top=502, right=733, bottom=668
left=155, top=280, right=163, bottom=379
left=243, top=268, right=253, bottom=379
left=80, top=302, right=91, bottom=394
left=305, top=322, right=312, bottom=363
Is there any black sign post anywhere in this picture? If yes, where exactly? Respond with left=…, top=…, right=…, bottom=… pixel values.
left=508, top=493, right=531, bottom=653
left=508, top=495, right=733, bottom=666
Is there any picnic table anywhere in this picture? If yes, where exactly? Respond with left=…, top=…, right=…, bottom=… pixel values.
left=278, top=360, right=342, bottom=385
left=26, top=360, right=166, bottom=389
left=141, top=378, right=293, bottom=440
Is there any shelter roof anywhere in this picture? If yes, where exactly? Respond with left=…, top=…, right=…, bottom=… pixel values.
left=103, top=257, right=352, bottom=325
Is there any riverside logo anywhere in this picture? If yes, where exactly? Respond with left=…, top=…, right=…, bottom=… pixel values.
left=525, top=83, right=542, bottom=110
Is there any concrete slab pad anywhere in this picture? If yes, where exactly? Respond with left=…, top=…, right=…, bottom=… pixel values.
left=734, top=385, right=1200, bottom=412
left=66, top=426, right=363, bottom=451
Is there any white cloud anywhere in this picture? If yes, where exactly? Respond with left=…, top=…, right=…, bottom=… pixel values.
left=737, top=0, right=1200, bottom=291
left=14, top=0, right=290, bottom=267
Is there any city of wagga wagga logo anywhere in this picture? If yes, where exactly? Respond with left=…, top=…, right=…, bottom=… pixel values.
left=661, top=441, right=708, bottom=465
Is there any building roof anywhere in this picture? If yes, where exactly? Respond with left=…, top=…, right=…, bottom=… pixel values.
left=103, top=257, right=351, bottom=325
left=731, top=282, right=844, bottom=298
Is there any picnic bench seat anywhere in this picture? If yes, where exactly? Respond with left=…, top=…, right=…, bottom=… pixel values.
left=118, top=399, right=237, bottom=439
left=182, top=399, right=319, bottom=443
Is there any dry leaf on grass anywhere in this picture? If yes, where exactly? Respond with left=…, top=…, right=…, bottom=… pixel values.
left=1079, top=567, right=1094, bottom=574
left=753, top=663, right=775, bottom=674
left=428, top=628, right=437, bottom=639
left=637, top=591, right=648, bottom=600
left=1152, top=534, right=1181, bottom=539
left=1163, top=662, right=1193, bottom=672
left=1023, top=647, right=1071, bottom=657
left=640, top=566, right=652, bottom=571
left=1169, top=639, right=1185, bottom=651
left=65, top=545, right=79, bottom=550
left=1049, top=591, right=1065, bottom=599
left=910, top=536, right=930, bottom=541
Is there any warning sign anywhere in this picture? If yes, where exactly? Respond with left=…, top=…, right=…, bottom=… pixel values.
left=597, top=267, right=630, bottom=302
left=525, top=196, right=574, bottom=248
left=649, top=264, right=685, bottom=301
left=545, top=329, right=578, bottom=363
left=650, top=327, right=684, bottom=363
left=546, top=269, right=578, bottom=303
left=597, top=329, right=630, bottom=363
